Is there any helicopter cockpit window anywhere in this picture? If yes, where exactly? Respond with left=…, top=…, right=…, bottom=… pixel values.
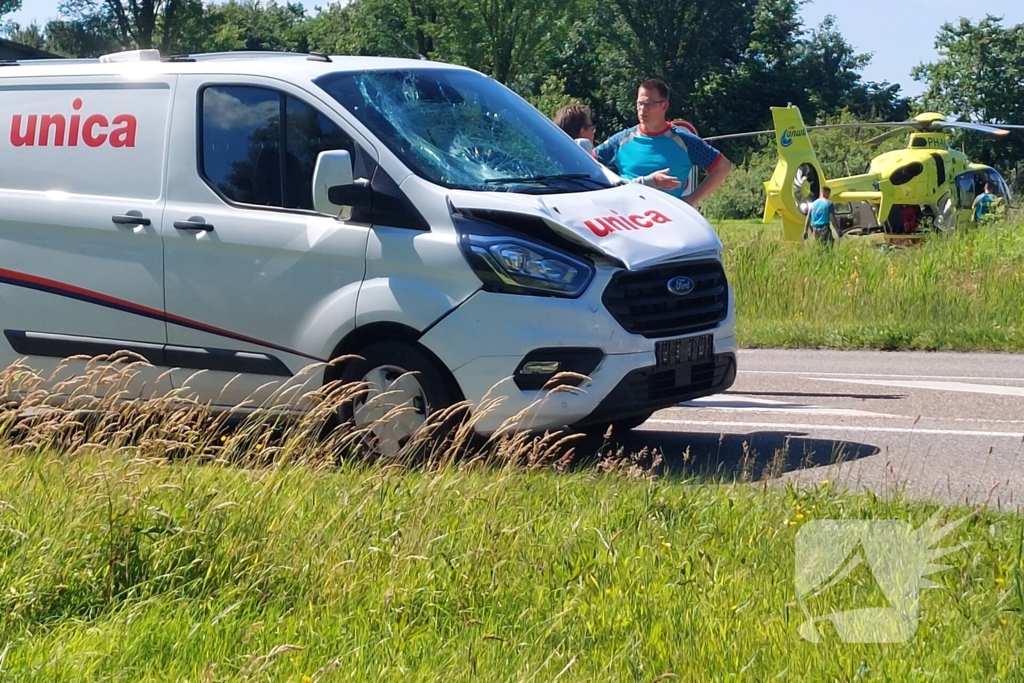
left=984, top=169, right=1011, bottom=200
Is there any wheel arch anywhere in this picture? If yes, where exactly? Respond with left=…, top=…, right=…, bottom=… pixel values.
left=324, top=321, right=465, bottom=402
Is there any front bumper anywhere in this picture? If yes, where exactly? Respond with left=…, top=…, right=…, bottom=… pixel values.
left=419, top=265, right=737, bottom=435
left=572, top=352, right=736, bottom=429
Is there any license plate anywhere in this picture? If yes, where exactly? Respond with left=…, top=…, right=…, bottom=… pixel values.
left=656, top=334, right=713, bottom=367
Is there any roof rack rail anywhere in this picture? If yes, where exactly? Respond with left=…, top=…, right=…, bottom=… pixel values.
left=0, top=61, right=20, bottom=67
left=162, top=54, right=196, bottom=62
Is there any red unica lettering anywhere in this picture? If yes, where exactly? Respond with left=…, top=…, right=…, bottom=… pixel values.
left=38, top=114, right=67, bottom=146
left=604, top=215, right=633, bottom=232
left=7, top=99, right=137, bottom=148
left=68, top=98, right=83, bottom=146
left=82, top=114, right=109, bottom=147
left=584, top=219, right=611, bottom=237
left=10, top=114, right=37, bottom=147
left=645, top=210, right=671, bottom=224
left=108, top=114, right=138, bottom=148
left=628, top=213, right=653, bottom=228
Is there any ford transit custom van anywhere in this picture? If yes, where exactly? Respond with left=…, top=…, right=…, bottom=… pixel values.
left=0, top=49, right=736, bottom=451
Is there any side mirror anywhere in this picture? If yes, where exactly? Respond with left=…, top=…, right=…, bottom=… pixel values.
left=313, top=150, right=370, bottom=217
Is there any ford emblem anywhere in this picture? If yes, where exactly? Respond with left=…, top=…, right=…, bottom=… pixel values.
left=666, top=276, right=695, bottom=296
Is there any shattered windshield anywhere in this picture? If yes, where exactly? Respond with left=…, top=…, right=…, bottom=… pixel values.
left=316, top=68, right=612, bottom=193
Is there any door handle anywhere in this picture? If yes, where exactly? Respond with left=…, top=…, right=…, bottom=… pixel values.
left=173, top=220, right=215, bottom=232
left=112, top=213, right=151, bottom=226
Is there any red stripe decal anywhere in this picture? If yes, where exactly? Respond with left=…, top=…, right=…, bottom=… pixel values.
left=0, top=268, right=326, bottom=363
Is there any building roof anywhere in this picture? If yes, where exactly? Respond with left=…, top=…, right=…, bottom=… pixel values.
left=0, top=38, right=63, bottom=61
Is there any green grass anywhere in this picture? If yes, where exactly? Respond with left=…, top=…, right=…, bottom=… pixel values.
left=1, top=452, right=1022, bottom=681
left=715, top=216, right=1024, bottom=350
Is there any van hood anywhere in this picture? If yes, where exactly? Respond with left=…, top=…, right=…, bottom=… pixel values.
left=447, top=183, right=722, bottom=270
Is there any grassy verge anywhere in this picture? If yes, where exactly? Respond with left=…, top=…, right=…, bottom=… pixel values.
left=715, top=217, right=1024, bottom=351
left=1, top=451, right=1022, bottom=681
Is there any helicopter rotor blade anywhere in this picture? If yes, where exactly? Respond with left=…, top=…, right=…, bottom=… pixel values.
left=702, top=129, right=775, bottom=142
left=808, top=122, right=917, bottom=131
left=936, top=120, right=1011, bottom=136
left=863, top=126, right=915, bottom=147
left=994, top=124, right=1024, bottom=130
left=701, top=121, right=914, bottom=142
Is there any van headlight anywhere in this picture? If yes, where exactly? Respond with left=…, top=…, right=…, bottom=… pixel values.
left=458, top=232, right=594, bottom=297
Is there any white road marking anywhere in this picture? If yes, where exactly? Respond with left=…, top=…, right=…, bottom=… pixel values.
left=809, top=377, right=1024, bottom=398
left=743, top=369, right=1024, bottom=383
left=644, top=418, right=1024, bottom=440
left=682, top=395, right=899, bottom=419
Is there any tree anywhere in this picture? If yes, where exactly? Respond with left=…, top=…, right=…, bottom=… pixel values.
left=56, top=0, right=201, bottom=52
left=44, top=16, right=121, bottom=56
left=170, top=0, right=310, bottom=55
left=0, top=0, right=21, bottom=25
left=308, top=0, right=574, bottom=88
left=913, top=15, right=1024, bottom=188
left=5, top=21, right=45, bottom=48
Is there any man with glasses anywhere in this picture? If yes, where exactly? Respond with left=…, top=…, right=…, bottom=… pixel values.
left=595, top=79, right=732, bottom=205
left=554, top=102, right=678, bottom=190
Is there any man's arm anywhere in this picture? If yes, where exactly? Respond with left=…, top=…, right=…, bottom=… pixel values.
left=803, top=203, right=812, bottom=238
left=671, top=128, right=731, bottom=207
left=636, top=169, right=682, bottom=190
left=684, top=156, right=732, bottom=207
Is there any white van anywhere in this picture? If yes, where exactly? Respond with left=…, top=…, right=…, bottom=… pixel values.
left=0, top=50, right=736, bottom=447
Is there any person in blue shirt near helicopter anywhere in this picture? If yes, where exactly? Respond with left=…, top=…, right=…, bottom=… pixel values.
left=803, top=186, right=840, bottom=246
left=972, top=183, right=1001, bottom=223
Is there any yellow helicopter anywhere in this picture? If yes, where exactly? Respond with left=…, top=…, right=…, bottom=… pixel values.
left=706, top=106, right=1018, bottom=243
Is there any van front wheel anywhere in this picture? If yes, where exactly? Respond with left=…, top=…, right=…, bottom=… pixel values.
left=338, top=341, right=458, bottom=457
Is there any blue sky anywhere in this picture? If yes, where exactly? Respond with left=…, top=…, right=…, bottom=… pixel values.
left=6, top=0, right=1024, bottom=98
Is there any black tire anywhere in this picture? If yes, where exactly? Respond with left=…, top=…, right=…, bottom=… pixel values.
left=335, top=341, right=461, bottom=457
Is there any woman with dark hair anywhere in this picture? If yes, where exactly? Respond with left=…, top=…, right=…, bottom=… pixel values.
left=554, top=104, right=597, bottom=145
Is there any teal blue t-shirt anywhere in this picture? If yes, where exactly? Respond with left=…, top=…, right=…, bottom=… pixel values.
left=808, top=198, right=834, bottom=228
left=594, top=125, right=723, bottom=198
left=974, top=193, right=995, bottom=221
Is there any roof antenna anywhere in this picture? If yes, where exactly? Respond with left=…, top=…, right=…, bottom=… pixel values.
left=398, top=38, right=428, bottom=61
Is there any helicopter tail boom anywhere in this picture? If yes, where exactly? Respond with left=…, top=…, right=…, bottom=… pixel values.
left=764, top=106, right=828, bottom=241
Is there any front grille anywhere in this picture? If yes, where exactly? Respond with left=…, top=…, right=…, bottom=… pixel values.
left=602, top=260, right=728, bottom=338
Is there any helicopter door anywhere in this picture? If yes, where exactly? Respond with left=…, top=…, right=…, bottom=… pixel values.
left=954, top=172, right=978, bottom=227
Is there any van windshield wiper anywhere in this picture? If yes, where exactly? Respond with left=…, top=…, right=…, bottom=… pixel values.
left=483, top=173, right=594, bottom=185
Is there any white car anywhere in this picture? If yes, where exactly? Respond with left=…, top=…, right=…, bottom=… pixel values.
left=0, top=49, right=736, bottom=448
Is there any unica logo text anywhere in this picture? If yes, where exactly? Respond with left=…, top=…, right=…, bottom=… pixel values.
left=583, top=209, right=672, bottom=237
left=9, top=98, right=138, bottom=148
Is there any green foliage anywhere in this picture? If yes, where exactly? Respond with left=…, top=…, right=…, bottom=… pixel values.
left=0, top=0, right=20, bottom=21
left=4, top=21, right=44, bottom=48
left=913, top=15, right=1024, bottom=192
left=717, top=215, right=1024, bottom=350
left=526, top=75, right=582, bottom=119
left=170, top=0, right=310, bottom=54
left=1, top=452, right=1019, bottom=680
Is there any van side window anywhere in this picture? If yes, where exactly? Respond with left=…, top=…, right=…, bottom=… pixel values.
left=201, top=85, right=359, bottom=211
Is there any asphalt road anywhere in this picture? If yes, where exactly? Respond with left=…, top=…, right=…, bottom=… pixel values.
left=613, top=349, right=1024, bottom=507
